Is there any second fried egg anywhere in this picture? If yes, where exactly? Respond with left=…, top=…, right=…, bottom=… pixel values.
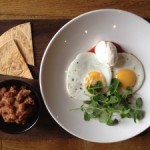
left=113, top=53, right=145, bottom=92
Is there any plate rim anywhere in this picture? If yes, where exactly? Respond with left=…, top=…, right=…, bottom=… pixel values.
left=39, top=9, right=150, bottom=143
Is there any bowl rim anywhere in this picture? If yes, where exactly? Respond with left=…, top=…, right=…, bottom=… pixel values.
left=40, top=8, right=150, bottom=74
left=39, top=9, right=150, bottom=143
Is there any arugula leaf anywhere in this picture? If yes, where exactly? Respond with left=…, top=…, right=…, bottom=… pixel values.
left=87, top=81, right=103, bottom=95
left=124, top=108, right=135, bottom=118
left=107, top=118, right=119, bottom=126
left=107, top=78, right=120, bottom=96
left=93, top=81, right=103, bottom=89
left=121, top=108, right=130, bottom=115
left=80, top=78, right=145, bottom=126
left=84, top=111, right=91, bottom=121
left=99, top=110, right=109, bottom=123
left=109, top=96, right=120, bottom=104
left=83, top=107, right=96, bottom=120
left=134, top=110, right=145, bottom=122
left=80, top=104, right=86, bottom=111
left=136, top=97, right=143, bottom=108
left=93, top=95, right=109, bottom=104
left=136, top=110, right=145, bottom=120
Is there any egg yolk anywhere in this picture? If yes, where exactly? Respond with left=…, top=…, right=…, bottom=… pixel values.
left=115, top=69, right=136, bottom=88
left=84, top=71, right=106, bottom=88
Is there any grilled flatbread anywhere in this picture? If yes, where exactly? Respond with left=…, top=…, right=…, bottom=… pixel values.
left=0, top=22, right=34, bottom=66
left=0, top=40, right=33, bottom=79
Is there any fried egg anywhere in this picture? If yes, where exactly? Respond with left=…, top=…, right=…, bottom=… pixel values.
left=66, top=53, right=112, bottom=101
left=113, top=53, right=145, bottom=92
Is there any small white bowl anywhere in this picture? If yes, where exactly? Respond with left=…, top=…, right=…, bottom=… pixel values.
left=40, top=9, right=150, bottom=143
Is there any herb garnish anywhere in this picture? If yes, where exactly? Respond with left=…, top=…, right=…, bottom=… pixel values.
left=81, top=78, right=144, bottom=126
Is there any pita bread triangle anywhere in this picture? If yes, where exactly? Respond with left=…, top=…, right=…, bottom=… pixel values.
left=0, top=40, right=33, bottom=79
left=0, top=22, right=34, bottom=66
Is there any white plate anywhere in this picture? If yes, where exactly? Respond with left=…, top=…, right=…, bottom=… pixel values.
left=39, top=9, right=150, bottom=143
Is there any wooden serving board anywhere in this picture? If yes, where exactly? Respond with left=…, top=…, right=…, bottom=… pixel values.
left=0, top=20, right=74, bottom=140
left=0, top=19, right=150, bottom=140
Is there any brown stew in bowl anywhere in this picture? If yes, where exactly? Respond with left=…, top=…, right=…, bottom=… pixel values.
left=0, top=79, right=41, bottom=134
left=0, top=85, right=36, bottom=124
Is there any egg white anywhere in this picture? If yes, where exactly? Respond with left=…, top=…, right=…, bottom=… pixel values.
left=66, top=53, right=112, bottom=101
left=113, top=53, right=145, bottom=92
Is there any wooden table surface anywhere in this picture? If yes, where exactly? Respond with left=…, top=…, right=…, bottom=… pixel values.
left=0, top=0, right=150, bottom=150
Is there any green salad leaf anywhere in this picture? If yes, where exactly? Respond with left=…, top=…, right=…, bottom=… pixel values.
left=80, top=78, right=145, bottom=126
left=87, top=81, right=103, bottom=95
left=136, top=97, right=143, bottom=108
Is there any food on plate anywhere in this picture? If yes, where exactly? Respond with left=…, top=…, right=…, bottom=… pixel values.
left=66, top=41, right=145, bottom=125
left=66, top=53, right=112, bottom=101
left=81, top=78, right=144, bottom=125
left=113, top=53, right=144, bottom=92
left=0, top=84, right=36, bottom=124
left=0, top=22, right=34, bottom=66
left=0, top=40, right=33, bottom=79
left=95, top=41, right=118, bottom=67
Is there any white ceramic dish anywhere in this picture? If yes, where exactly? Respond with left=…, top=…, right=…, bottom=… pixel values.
left=39, top=9, right=150, bottom=143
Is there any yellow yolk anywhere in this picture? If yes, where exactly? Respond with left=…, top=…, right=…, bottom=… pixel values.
left=115, top=69, right=136, bottom=88
left=84, top=71, right=106, bottom=88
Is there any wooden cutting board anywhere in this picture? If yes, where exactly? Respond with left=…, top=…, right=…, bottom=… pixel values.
left=0, top=20, right=74, bottom=140
left=0, top=19, right=149, bottom=140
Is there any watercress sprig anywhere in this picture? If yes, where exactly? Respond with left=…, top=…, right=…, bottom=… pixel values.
left=81, top=78, right=144, bottom=125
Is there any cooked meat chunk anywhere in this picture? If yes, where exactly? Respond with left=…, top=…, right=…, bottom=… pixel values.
left=24, top=97, right=35, bottom=105
left=3, top=97, right=15, bottom=106
left=0, top=87, right=7, bottom=98
left=1, top=106, right=16, bottom=122
left=9, top=86, right=17, bottom=96
left=16, top=88, right=31, bottom=102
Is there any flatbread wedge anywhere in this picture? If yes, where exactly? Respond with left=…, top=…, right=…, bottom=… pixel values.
left=0, top=22, right=34, bottom=66
left=0, top=40, right=33, bottom=79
